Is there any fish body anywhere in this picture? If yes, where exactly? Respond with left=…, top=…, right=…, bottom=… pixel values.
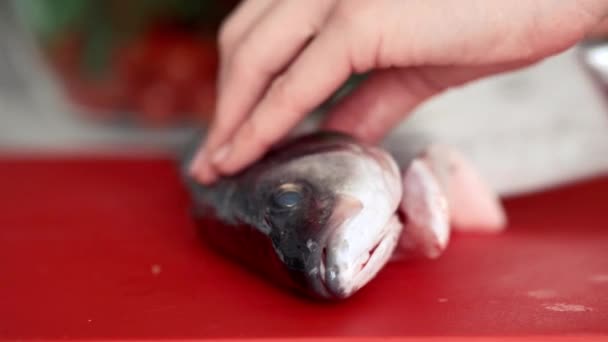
left=182, top=132, right=406, bottom=299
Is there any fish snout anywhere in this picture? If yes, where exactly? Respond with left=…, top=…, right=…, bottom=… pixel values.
left=317, top=214, right=403, bottom=299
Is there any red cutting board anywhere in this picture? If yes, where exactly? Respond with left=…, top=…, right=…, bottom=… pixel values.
left=0, top=157, right=607, bottom=341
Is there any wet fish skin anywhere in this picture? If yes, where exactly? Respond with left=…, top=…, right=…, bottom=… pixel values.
left=180, top=131, right=404, bottom=300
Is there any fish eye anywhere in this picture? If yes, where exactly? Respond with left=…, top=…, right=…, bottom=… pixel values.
left=272, top=183, right=304, bottom=209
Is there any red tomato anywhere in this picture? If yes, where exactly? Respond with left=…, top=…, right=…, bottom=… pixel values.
left=64, top=77, right=128, bottom=116
left=159, top=34, right=219, bottom=88
left=134, top=82, right=180, bottom=126
left=112, top=22, right=220, bottom=125
left=114, top=40, right=150, bottom=84
left=114, top=41, right=156, bottom=108
left=114, top=23, right=179, bottom=88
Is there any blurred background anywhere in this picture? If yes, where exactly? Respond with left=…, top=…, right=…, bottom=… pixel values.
left=0, top=0, right=240, bottom=152
left=1, top=0, right=607, bottom=155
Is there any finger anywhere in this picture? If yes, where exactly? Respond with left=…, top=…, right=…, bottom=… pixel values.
left=322, top=62, right=531, bottom=143
left=322, top=68, right=441, bottom=143
left=188, top=0, right=276, bottom=183
left=218, top=0, right=277, bottom=62
left=588, top=17, right=608, bottom=38
left=216, top=0, right=334, bottom=139
left=211, top=24, right=352, bottom=176
left=193, top=1, right=336, bottom=182
left=217, top=0, right=278, bottom=89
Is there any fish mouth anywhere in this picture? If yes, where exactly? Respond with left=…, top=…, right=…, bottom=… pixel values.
left=315, top=214, right=403, bottom=299
left=311, top=144, right=403, bottom=299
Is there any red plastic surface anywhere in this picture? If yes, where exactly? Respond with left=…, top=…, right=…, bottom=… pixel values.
left=1, top=157, right=607, bottom=341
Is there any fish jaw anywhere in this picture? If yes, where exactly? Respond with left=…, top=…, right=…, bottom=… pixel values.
left=320, top=214, right=403, bottom=298
left=317, top=146, right=404, bottom=298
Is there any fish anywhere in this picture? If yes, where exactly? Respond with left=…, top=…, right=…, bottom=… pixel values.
left=179, top=47, right=608, bottom=301
left=180, top=130, right=505, bottom=300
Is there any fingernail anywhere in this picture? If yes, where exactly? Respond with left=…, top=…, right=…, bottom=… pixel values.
left=198, top=166, right=217, bottom=185
left=211, top=144, right=232, bottom=165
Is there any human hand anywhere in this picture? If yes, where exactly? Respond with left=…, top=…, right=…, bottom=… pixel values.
left=589, top=16, right=608, bottom=38
left=190, top=0, right=608, bottom=184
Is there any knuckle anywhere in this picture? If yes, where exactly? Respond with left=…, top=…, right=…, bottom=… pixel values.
left=242, top=120, right=273, bottom=149
left=331, top=3, right=357, bottom=27
left=396, top=68, right=445, bottom=98
left=331, top=1, right=372, bottom=30
left=210, top=110, right=231, bottom=133
left=218, top=20, right=238, bottom=56
left=233, top=34, right=281, bottom=80
left=329, top=2, right=377, bottom=72
left=229, top=47, right=252, bottom=77
left=230, top=34, right=269, bottom=77
left=267, top=76, right=298, bottom=112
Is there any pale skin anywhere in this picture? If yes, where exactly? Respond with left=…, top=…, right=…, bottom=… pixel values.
left=189, top=0, right=608, bottom=184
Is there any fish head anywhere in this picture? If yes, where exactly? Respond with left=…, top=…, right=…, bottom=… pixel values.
left=248, top=132, right=404, bottom=299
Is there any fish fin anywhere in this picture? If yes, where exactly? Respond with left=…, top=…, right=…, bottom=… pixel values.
left=398, top=159, right=451, bottom=259
left=420, top=144, right=507, bottom=233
